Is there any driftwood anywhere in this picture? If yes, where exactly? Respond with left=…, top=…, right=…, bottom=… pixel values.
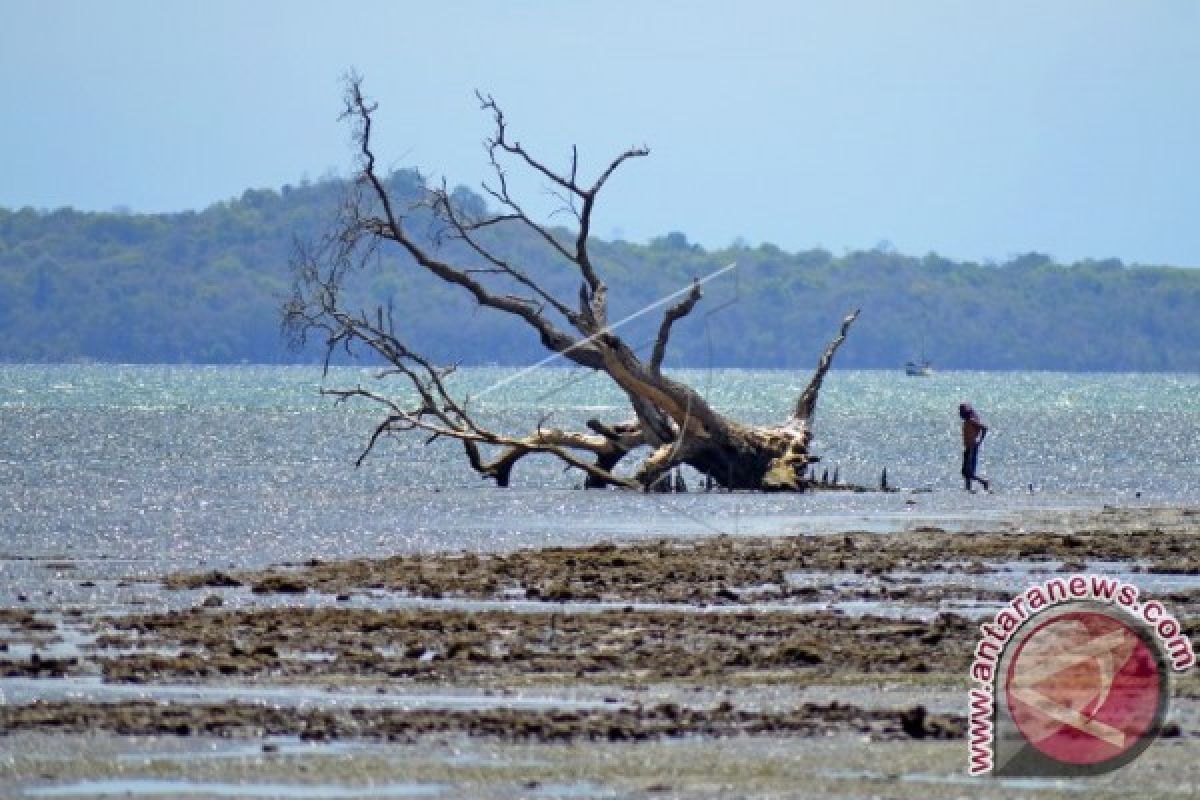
left=285, top=77, right=859, bottom=492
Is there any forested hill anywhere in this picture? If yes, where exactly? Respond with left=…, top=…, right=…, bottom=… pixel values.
left=1, top=172, right=1198, bottom=371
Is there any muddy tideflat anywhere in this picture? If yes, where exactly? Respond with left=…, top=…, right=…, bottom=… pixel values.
left=2, top=505, right=1199, bottom=798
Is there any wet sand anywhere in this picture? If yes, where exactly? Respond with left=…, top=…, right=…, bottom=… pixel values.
left=2, top=505, right=1199, bottom=798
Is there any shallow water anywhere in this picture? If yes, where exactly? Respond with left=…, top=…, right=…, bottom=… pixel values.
left=1, top=365, right=1197, bottom=578
left=819, top=768, right=1094, bottom=793
left=0, top=677, right=626, bottom=712
left=25, top=779, right=450, bottom=798
left=3, top=364, right=1198, bottom=800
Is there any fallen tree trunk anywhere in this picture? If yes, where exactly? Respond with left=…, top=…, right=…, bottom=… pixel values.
left=285, top=77, right=859, bottom=492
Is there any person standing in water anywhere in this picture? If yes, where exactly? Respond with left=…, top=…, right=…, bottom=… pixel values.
left=959, top=402, right=990, bottom=491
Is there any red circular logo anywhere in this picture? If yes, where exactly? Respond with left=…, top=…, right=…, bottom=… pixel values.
left=1004, top=610, right=1162, bottom=766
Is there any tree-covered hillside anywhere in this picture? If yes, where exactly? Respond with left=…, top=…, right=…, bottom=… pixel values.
left=1, top=173, right=1197, bottom=370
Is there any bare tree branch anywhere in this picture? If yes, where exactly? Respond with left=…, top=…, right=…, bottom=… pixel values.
left=793, top=309, right=861, bottom=422
left=650, top=279, right=702, bottom=373
left=475, top=90, right=647, bottom=324
left=430, top=181, right=578, bottom=323
left=343, top=79, right=605, bottom=370
left=287, top=76, right=861, bottom=493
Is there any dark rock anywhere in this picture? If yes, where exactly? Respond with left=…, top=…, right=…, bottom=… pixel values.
left=251, top=575, right=308, bottom=594
left=172, top=571, right=244, bottom=589
left=899, top=705, right=928, bottom=739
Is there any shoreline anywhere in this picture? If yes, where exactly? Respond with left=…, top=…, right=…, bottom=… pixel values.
left=2, top=505, right=1198, bottom=798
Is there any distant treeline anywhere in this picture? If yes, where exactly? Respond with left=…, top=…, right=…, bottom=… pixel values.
left=1, top=172, right=1198, bottom=371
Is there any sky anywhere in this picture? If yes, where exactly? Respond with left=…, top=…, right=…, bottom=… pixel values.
left=2, top=0, right=1199, bottom=266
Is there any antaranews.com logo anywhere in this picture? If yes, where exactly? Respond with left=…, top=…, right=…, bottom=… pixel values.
left=968, top=574, right=1195, bottom=777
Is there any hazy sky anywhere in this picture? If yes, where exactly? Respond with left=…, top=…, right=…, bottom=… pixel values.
left=3, top=1, right=1198, bottom=265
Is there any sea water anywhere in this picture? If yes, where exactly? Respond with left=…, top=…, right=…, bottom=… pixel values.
left=0, top=365, right=1196, bottom=580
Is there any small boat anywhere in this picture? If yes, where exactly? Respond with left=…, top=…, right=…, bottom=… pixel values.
left=906, top=334, right=933, bottom=376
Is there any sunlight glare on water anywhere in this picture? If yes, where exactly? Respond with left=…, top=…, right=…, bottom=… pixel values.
left=0, top=365, right=1196, bottom=581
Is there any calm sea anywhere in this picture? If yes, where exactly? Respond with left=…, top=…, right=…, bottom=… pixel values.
left=1, top=365, right=1197, bottom=578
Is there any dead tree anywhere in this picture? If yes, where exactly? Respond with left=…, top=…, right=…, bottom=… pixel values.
left=285, top=77, right=859, bottom=491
